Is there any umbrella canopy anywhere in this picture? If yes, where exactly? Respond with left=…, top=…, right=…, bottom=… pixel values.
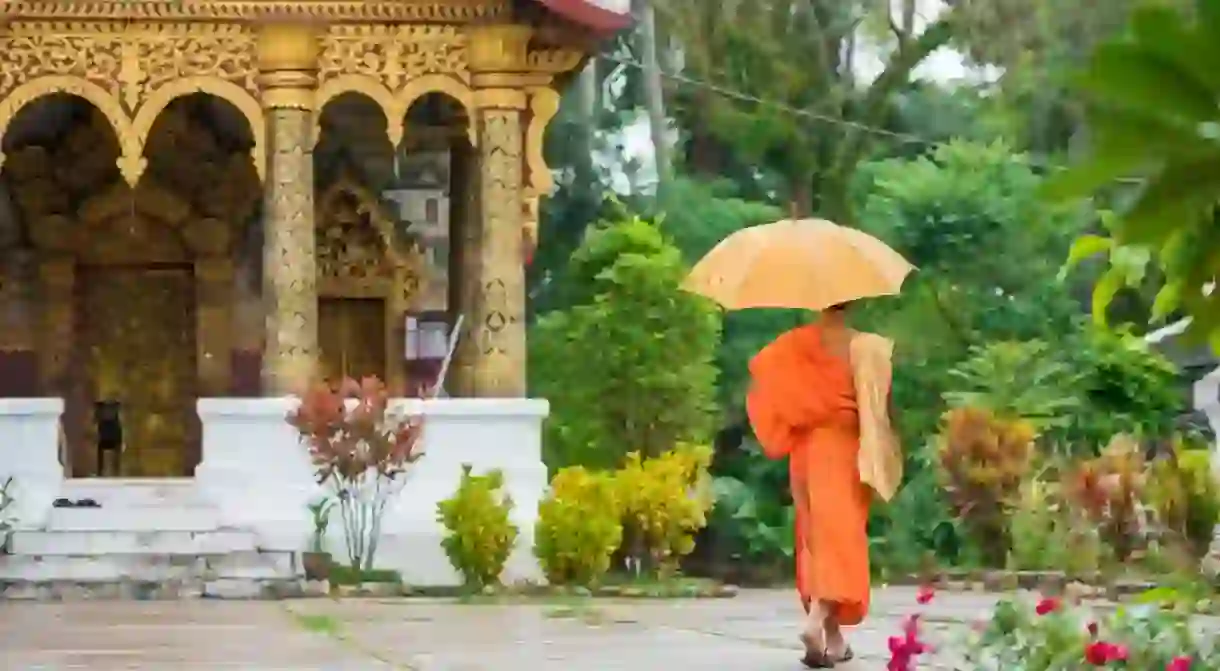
left=683, top=218, right=915, bottom=311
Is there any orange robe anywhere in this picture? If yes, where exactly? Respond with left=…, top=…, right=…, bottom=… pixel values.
left=746, top=324, right=872, bottom=625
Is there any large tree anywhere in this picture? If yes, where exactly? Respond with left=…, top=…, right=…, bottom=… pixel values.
left=653, top=0, right=958, bottom=223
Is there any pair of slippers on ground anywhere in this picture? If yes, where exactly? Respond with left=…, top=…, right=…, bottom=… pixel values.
left=52, top=498, right=100, bottom=508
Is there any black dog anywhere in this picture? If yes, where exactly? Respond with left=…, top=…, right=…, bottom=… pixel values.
left=95, top=400, right=124, bottom=477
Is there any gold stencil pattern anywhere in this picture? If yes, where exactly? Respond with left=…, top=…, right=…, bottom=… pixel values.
left=471, top=108, right=526, bottom=397
left=261, top=107, right=318, bottom=395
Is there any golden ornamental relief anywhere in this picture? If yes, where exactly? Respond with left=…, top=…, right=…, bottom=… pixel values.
left=315, top=174, right=428, bottom=310
left=1, top=0, right=512, bottom=23
left=319, top=25, right=470, bottom=89
left=527, top=48, right=584, bottom=76
left=315, top=25, right=476, bottom=149
left=316, top=175, right=400, bottom=280
left=0, top=22, right=263, bottom=183
left=0, top=22, right=258, bottom=107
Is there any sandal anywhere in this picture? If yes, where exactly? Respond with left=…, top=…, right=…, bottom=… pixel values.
left=799, top=630, right=834, bottom=668
left=800, top=650, right=834, bottom=668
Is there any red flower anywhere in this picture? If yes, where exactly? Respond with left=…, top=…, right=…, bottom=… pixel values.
left=1167, top=657, right=1192, bottom=671
left=1084, top=641, right=1129, bottom=666
left=916, top=585, right=935, bottom=604
left=1084, top=641, right=1111, bottom=665
left=1035, top=597, right=1061, bottom=615
left=1086, top=621, right=1099, bottom=637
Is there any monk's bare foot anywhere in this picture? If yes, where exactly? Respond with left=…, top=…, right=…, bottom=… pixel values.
left=825, top=620, right=853, bottom=662
left=799, top=606, right=831, bottom=667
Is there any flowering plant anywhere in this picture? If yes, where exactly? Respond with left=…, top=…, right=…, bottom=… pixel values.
left=958, top=594, right=1218, bottom=670
left=287, top=376, right=423, bottom=571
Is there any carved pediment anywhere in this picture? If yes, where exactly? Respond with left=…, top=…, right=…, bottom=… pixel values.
left=315, top=173, right=402, bottom=280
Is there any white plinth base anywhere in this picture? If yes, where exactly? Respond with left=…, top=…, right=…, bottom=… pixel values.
left=196, top=397, right=549, bottom=586
left=0, top=398, right=65, bottom=530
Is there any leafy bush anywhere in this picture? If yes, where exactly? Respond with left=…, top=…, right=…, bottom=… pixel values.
left=708, top=475, right=795, bottom=566
left=943, top=340, right=1082, bottom=436
left=616, top=444, right=714, bottom=575
left=288, top=376, right=423, bottom=570
left=436, top=465, right=519, bottom=588
left=534, top=466, right=623, bottom=586
left=869, top=443, right=966, bottom=577
left=1064, top=435, right=1147, bottom=563
left=936, top=407, right=1036, bottom=566
left=1148, top=444, right=1220, bottom=560
left=959, top=595, right=1219, bottom=670
left=1066, top=328, right=1182, bottom=450
left=530, top=214, right=722, bottom=471
left=1008, top=474, right=1103, bottom=575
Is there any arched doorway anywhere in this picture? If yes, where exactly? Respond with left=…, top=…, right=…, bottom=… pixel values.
left=313, top=92, right=433, bottom=394
left=0, top=92, right=259, bottom=477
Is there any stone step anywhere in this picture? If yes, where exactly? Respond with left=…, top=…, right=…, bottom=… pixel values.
left=59, top=478, right=205, bottom=508
left=0, top=577, right=320, bottom=601
left=0, top=550, right=299, bottom=582
left=9, top=529, right=258, bottom=555
left=47, top=506, right=221, bottom=532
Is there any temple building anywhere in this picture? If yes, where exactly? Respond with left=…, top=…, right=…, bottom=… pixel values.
left=0, top=0, right=628, bottom=479
left=0, top=0, right=630, bottom=594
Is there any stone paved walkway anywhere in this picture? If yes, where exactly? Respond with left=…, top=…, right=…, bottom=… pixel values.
left=0, top=587, right=1176, bottom=669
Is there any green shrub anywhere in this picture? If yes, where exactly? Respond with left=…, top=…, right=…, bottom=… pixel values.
left=1008, top=475, right=1102, bottom=575
left=436, top=465, right=519, bottom=588
left=1148, top=443, right=1220, bottom=560
left=530, top=214, right=721, bottom=471
left=534, top=466, right=623, bottom=586
left=616, top=444, right=714, bottom=575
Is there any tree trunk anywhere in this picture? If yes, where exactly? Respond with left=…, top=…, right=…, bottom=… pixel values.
left=574, top=59, right=599, bottom=185
left=636, top=0, right=672, bottom=193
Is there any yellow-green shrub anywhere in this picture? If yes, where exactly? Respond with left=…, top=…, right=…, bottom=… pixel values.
left=534, top=466, right=623, bottom=586
left=436, top=465, right=519, bottom=588
left=616, top=443, right=713, bottom=574
left=1148, top=443, right=1220, bottom=559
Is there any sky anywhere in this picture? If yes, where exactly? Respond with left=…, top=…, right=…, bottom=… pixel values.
left=606, top=0, right=1000, bottom=192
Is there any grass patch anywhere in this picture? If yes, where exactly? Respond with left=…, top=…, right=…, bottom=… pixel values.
left=292, top=613, right=343, bottom=637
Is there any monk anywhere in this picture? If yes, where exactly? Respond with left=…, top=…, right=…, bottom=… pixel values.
left=746, top=301, right=901, bottom=668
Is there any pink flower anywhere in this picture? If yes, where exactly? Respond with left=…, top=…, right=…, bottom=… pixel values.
left=1035, top=597, right=1061, bottom=616
left=887, top=614, right=929, bottom=671
left=1167, top=657, right=1192, bottom=671
left=916, top=584, right=935, bottom=605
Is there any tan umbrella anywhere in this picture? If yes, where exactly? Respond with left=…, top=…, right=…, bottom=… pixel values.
left=683, top=218, right=915, bottom=311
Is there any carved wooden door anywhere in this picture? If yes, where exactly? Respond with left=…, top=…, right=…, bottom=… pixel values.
left=80, top=266, right=197, bottom=477
left=318, top=297, right=386, bottom=385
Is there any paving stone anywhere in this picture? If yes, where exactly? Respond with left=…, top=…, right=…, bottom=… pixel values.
left=1, top=587, right=1215, bottom=669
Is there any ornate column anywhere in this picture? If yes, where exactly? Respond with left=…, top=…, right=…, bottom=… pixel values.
left=447, top=133, right=479, bottom=397
left=464, top=25, right=532, bottom=398
left=256, top=24, right=319, bottom=395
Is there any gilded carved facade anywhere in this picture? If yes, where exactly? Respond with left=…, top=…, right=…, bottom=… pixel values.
left=0, top=0, right=602, bottom=476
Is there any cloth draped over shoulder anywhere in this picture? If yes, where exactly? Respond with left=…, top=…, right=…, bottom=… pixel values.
left=745, top=325, right=902, bottom=501
left=849, top=332, right=903, bottom=502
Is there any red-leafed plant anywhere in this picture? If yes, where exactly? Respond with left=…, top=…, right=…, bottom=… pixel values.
left=287, top=376, right=423, bottom=571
